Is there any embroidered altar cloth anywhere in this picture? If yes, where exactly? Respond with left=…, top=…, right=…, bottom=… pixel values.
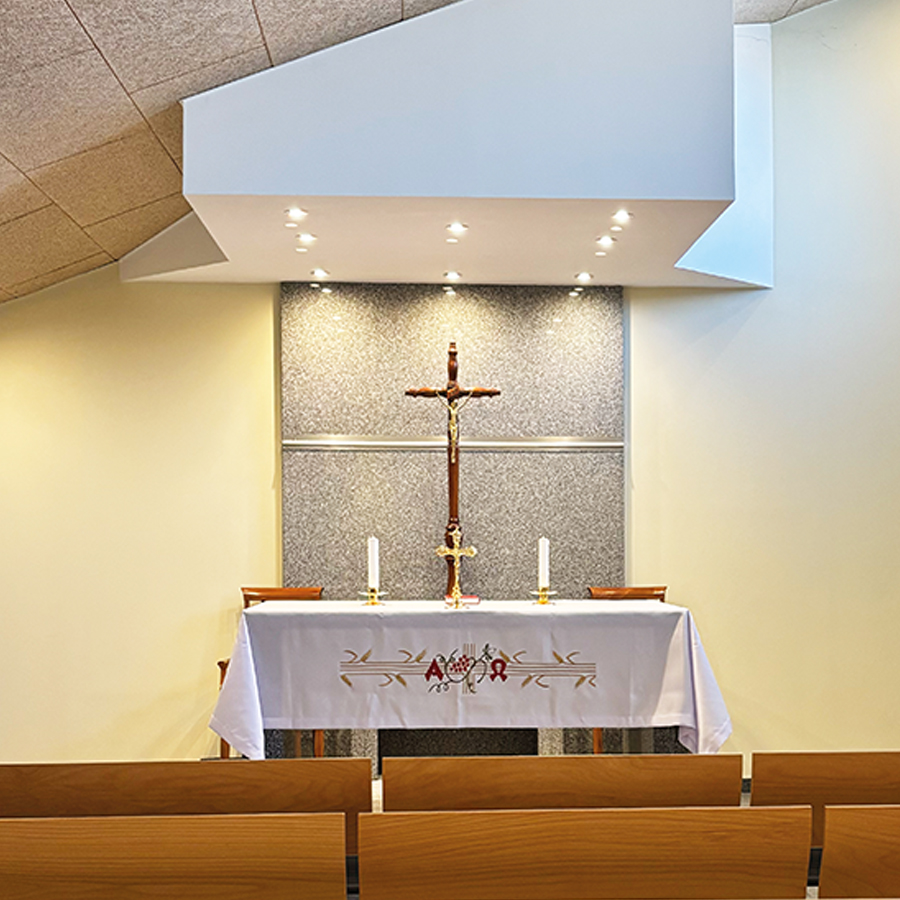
left=210, top=600, right=731, bottom=760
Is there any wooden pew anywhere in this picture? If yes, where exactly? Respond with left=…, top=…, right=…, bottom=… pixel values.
left=382, top=753, right=743, bottom=812
left=0, top=812, right=345, bottom=900
left=0, top=757, right=371, bottom=854
left=819, top=804, right=900, bottom=898
left=359, top=806, right=812, bottom=900
left=751, top=751, right=900, bottom=847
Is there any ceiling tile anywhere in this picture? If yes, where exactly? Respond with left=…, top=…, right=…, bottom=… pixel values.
left=147, top=105, right=183, bottom=169
left=0, top=0, right=93, bottom=75
left=0, top=286, right=13, bottom=304
left=0, top=50, right=143, bottom=170
left=67, top=0, right=265, bottom=92
left=788, top=0, right=833, bottom=15
left=0, top=205, right=104, bottom=288
left=85, top=193, right=191, bottom=258
left=256, top=0, right=402, bottom=66
left=734, top=0, right=795, bottom=23
left=0, top=156, right=51, bottom=226
left=130, top=47, right=271, bottom=118
left=7, top=253, right=113, bottom=298
left=29, top=125, right=182, bottom=226
left=403, top=0, right=461, bottom=19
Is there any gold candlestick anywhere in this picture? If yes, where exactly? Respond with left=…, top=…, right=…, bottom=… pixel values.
left=359, top=588, right=387, bottom=606
left=530, top=587, right=558, bottom=605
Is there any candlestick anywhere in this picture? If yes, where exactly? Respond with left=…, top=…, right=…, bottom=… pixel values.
left=538, top=537, right=550, bottom=589
left=367, top=536, right=379, bottom=591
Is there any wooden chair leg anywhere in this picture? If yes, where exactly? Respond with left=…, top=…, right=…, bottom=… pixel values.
left=593, top=727, right=603, bottom=754
left=313, top=729, right=325, bottom=758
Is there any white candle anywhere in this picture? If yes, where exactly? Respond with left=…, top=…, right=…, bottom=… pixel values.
left=538, top=537, right=550, bottom=589
left=367, top=536, right=380, bottom=591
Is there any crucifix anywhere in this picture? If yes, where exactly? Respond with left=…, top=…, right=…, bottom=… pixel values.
left=407, top=342, right=500, bottom=605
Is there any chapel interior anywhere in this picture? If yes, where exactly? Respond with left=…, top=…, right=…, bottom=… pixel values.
left=2, top=0, right=900, bottom=896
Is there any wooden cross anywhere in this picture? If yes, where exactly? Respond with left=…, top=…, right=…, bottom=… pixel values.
left=407, top=342, right=500, bottom=599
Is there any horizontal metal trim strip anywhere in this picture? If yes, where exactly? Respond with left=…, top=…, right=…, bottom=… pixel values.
left=282, top=435, right=624, bottom=452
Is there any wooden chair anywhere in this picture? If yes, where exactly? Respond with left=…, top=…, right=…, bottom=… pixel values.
left=0, top=812, right=346, bottom=900
left=359, top=805, right=812, bottom=900
left=382, top=753, right=743, bottom=812
left=586, top=585, right=667, bottom=751
left=0, top=757, right=371, bottom=854
left=819, top=804, right=900, bottom=897
left=751, top=751, right=900, bottom=847
left=220, top=585, right=325, bottom=759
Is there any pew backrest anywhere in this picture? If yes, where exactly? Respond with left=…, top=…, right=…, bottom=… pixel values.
left=0, top=757, right=371, bottom=853
left=751, top=751, right=900, bottom=846
left=359, top=805, right=812, bottom=900
left=819, top=804, right=900, bottom=898
left=0, top=812, right=346, bottom=900
left=382, top=753, right=743, bottom=812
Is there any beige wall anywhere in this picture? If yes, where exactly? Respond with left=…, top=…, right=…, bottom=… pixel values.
left=0, top=266, right=279, bottom=761
left=628, top=0, right=900, bottom=763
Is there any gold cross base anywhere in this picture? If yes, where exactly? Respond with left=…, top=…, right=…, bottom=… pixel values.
left=530, top=587, right=558, bottom=605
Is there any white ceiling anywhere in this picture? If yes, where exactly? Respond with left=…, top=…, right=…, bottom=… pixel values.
left=0, top=0, right=835, bottom=303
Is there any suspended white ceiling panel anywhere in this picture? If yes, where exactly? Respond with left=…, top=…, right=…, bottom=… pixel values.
left=123, top=0, right=757, bottom=288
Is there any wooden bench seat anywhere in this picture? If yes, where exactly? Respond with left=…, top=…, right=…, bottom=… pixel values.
left=751, top=751, right=900, bottom=847
left=0, top=757, right=371, bottom=853
left=382, top=752, right=743, bottom=812
left=359, top=805, right=812, bottom=900
left=0, top=812, right=346, bottom=900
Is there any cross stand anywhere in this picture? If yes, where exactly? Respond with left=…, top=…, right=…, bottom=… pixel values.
left=407, top=342, right=500, bottom=603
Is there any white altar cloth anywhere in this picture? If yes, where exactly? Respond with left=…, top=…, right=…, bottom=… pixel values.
left=210, top=600, right=731, bottom=760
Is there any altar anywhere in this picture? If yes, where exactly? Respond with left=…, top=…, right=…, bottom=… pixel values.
left=210, top=599, right=731, bottom=759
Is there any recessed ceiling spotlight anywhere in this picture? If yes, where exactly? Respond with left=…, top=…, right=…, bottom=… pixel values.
left=613, top=208, right=631, bottom=225
left=574, top=286, right=584, bottom=292
left=312, top=269, right=329, bottom=279
left=445, top=271, right=462, bottom=281
left=446, top=237, right=459, bottom=244
left=446, top=222, right=468, bottom=236
left=284, top=222, right=298, bottom=228
left=321, top=287, right=333, bottom=294
left=611, top=225, right=623, bottom=232
left=569, top=291, right=579, bottom=297
left=297, top=233, right=317, bottom=245
left=575, top=272, right=593, bottom=283
left=595, top=251, right=607, bottom=257
left=597, top=235, right=615, bottom=248
left=310, top=282, right=320, bottom=288
left=296, top=247, right=308, bottom=253
left=445, top=289, right=457, bottom=298
left=287, top=207, right=308, bottom=221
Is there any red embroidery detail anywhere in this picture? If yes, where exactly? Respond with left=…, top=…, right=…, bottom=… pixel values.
left=425, top=658, right=444, bottom=681
left=490, top=658, right=508, bottom=682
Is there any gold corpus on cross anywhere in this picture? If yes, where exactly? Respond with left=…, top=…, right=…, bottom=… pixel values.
left=435, top=525, right=477, bottom=608
left=406, top=342, right=500, bottom=601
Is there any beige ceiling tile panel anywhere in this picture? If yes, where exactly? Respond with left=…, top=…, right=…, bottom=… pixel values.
left=788, top=0, right=834, bottom=15
left=403, top=0, right=461, bottom=19
left=130, top=47, right=271, bottom=118
left=147, top=105, right=183, bottom=169
left=734, top=0, right=795, bottom=22
left=0, top=50, right=143, bottom=170
left=8, top=253, right=113, bottom=298
left=0, top=205, right=104, bottom=288
left=66, top=0, right=265, bottom=92
left=0, top=0, right=93, bottom=76
left=85, top=193, right=191, bottom=258
left=0, top=156, right=51, bottom=225
left=30, top=125, right=183, bottom=227
left=256, top=0, right=402, bottom=66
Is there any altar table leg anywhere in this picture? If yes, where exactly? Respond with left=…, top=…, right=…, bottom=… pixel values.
left=593, top=727, right=603, bottom=754
left=313, top=729, right=325, bottom=757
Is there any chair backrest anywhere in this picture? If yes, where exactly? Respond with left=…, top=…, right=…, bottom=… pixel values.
left=751, top=751, right=900, bottom=847
left=0, top=812, right=346, bottom=900
left=359, top=806, right=812, bottom=900
left=819, top=804, right=900, bottom=898
left=588, top=585, right=667, bottom=601
left=242, top=585, right=324, bottom=607
left=382, top=753, right=743, bottom=812
left=0, top=757, right=371, bottom=854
